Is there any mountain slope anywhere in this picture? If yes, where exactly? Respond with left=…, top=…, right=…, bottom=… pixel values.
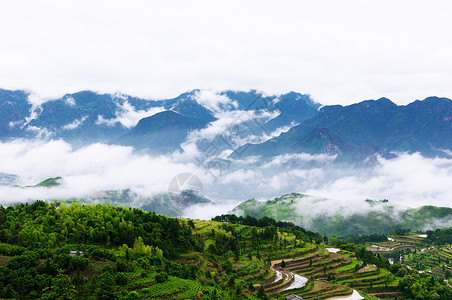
left=113, top=110, right=210, bottom=154
left=25, top=91, right=131, bottom=145
left=232, top=97, right=452, bottom=161
left=232, top=193, right=452, bottom=237
left=0, top=89, right=32, bottom=139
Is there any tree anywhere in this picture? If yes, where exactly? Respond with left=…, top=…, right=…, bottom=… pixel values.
left=42, top=274, right=76, bottom=300
left=155, top=272, right=168, bottom=283
left=281, top=260, right=286, bottom=268
left=256, top=285, right=268, bottom=300
left=95, top=272, right=118, bottom=300
left=188, top=220, right=195, bottom=229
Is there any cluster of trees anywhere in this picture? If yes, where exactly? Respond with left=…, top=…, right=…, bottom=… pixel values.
left=0, top=201, right=205, bottom=298
left=426, top=228, right=452, bottom=245
left=341, top=233, right=388, bottom=244
left=212, top=214, right=322, bottom=243
left=339, top=243, right=390, bottom=269
left=0, top=200, right=199, bottom=258
left=390, top=264, right=452, bottom=299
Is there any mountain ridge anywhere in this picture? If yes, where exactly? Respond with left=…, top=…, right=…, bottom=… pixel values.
left=1, top=87, right=451, bottom=161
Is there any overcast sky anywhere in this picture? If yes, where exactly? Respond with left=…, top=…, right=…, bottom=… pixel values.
left=1, top=0, right=452, bottom=105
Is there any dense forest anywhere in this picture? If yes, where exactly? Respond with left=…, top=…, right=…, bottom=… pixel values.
left=0, top=201, right=450, bottom=299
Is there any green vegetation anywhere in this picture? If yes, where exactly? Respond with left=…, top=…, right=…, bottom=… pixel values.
left=233, top=194, right=452, bottom=237
left=366, top=229, right=452, bottom=287
left=0, top=203, right=450, bottom=299
left=35, top=177, right=63, bottom=187
left=12, top=177, right=63, bottom=189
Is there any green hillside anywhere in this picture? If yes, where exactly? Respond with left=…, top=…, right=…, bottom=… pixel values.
left=232, top=194, right=452, bottom=237
left=0, top=201, right=450, bottom=299
left=35, top=177, right=63, bottom=187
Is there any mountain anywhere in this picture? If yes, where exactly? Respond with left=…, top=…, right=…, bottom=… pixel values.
left=232, top=193, right=452, bottom=237
left=85, top=189, right=212, bottom=217
left=24, top=91, right=134, bottom=145
left=261, top=91, right=321, bottom=132
left=2, top=88, right=451, bottom=161
left=0, top=172, right=17, bottom=186
left=232, top=97, right=452, bottom=161
left=162, top=90, right=217, bottom=123
left=0, top=89, right=32, bottom=139
left=113, top=110, right=210, bottom=154
left=221, top=90, right=321, bottom=132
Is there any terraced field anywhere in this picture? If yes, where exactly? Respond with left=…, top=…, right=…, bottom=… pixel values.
left=367, top=233, right=452, bottom=285
left=264, top=247, right=401, bottom=299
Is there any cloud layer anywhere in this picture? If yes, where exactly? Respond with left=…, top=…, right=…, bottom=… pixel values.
left=1, top=139, right=451, bottom=220
left=1, top=1, right=452, bottom=105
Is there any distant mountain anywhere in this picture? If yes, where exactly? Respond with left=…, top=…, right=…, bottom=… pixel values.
left=0, top=89, right=32, bottom=139
left=0, top=172, right=17, bottom=186
left=85, top=189, right=212, bottom=217
left=0, top=87, right=320, bottom=154
left=11, top=176, right=63, bottom=188
left=232, top=97, right=452, bottom=161
left=2, top=88, right=451, bottom=162
left=163, top=90, right=217, bottom=123
left=113, top=111, right=210, bottom=154
left=24, top=91, right=132, bottom=145
left=232, top=193, right=452, bottom=237
left=221, top=90, right=321, bottom=132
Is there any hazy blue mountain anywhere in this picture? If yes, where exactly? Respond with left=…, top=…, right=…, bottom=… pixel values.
left=222, top=90, right=320, bottom=131
left=1, top=88, right=451, bottom=162
left=85, top=189, right=212, bottom=218
left=0, top=172, right=17, bottom=186
left=0, top=89, right=32, bottom=139
left=232, top=97, right=452, bottom=161
left=163, top=90, right=216, bottom=122
left=24, top=91, right=130, bottom=145
left=113, top=111, right=210, bottom=154
left=262, top=91, right=321, bottom=132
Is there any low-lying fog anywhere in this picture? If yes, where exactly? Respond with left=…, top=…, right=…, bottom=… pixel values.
left=1, top=139, right=451, bottom=220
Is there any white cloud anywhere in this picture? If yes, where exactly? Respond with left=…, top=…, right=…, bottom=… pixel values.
left=62, top=116, right=87, bottom=130
left=262, top=153, right=337, bottom=168
left=182, top=109, right=280, bottom=157
left=96, top=101, right=164, bottom=128
left=1, top=1, right=452, bottom=105
left=66, top=97, right=76, bottom=106
left=193, top=90, right=236, bottom=113
left=0, top=139, right=451, bottom=223
left=25, top=126, right=53, bottom=138
left=95, top=115, right=119, bottom=127
left=0, top=140, right=205, bottom=203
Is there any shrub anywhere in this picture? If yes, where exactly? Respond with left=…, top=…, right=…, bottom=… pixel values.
left=155, top=272, right=168, bottom=283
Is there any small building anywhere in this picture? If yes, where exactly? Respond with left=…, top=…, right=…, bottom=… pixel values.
left=286, top=294, right=303, bottom=300
left=69, top=251, right=84, bottom=257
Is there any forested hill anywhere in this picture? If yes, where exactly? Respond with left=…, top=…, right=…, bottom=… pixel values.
left=0, top=201, right=196, bottom=258
left=0, top=201, right=451, bottom=299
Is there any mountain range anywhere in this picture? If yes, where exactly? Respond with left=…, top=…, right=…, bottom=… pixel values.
left=233, top=97, right=452, bottom=161
left=1, top=88, right=451, bottom=162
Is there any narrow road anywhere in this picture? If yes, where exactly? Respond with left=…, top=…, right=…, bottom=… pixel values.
left=267, top=258, right=308, bottom=293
